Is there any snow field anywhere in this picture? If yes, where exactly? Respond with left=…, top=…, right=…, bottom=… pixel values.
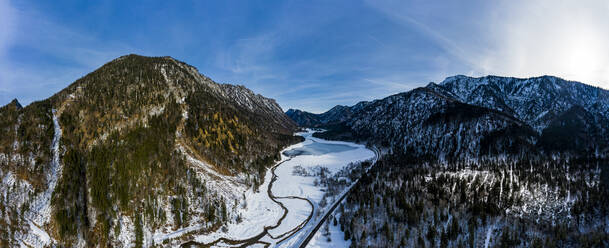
left=272, top=131, right=374, bottom=247
left=191, top=130, right=374, bottom=247
left=266, top=197, right=312, bottom=238
left=307, top=213, right=351, bottom=248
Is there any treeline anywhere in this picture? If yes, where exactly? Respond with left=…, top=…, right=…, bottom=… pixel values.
left=337, top=153, right=609, bottom=247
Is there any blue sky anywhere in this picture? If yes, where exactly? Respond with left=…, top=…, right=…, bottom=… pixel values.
left=1, top=0, right=609, bottom=113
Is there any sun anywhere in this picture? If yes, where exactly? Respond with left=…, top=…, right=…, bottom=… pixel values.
left=562, top=27, right=606, bottom=86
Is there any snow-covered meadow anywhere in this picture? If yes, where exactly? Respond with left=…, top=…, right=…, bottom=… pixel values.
left=268, top=131, right=374, bottom=247
left=191, top=130, right=375, bottom=247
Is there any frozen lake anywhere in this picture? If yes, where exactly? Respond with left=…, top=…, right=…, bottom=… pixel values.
left=282, top=140, right=357, bottom=157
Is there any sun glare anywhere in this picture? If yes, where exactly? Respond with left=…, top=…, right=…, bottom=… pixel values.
left=562, top=28, right=606, bottom=86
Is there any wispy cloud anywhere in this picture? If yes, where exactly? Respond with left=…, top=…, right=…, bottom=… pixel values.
left=364, top=2, right=478, bottom=73
left=215, top=34, right=278, bottom=75
left=0, top=0, right=19, bottom=103
left=0, top=1, right=135, bottom=105
left=364, top=78, right=416, bottom=92
left=4, top=0, right=608, bottom=111
left=0, top=0, right=16, bottom=57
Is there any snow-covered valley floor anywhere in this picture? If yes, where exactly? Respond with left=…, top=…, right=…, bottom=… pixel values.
left=190, top=130, right=375, bottom=247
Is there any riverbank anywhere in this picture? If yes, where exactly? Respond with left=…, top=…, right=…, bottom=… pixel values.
left=185, top=130, right=375, bottom=247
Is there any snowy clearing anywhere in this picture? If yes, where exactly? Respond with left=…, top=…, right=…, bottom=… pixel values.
left=189, top=130, right=375, bottom=247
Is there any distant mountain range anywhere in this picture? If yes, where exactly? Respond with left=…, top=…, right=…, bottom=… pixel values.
left=287, top=75, right=609, bottom=159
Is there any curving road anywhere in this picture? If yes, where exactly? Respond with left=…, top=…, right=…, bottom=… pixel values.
left=297, top=146, right=380, bottom=248
left=181, top=139, right=379, bottom=248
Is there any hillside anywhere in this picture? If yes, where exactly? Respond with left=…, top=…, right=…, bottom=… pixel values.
left=285, top=105, right=355, bottom=128
left=0, top=54, right=300, bottom=247
left=289, top=75, right=609, bottom=158
left=288, top=75, right=609, bottom=247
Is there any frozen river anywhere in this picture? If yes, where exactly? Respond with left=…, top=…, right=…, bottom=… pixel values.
left=191, top=130, right=375, bottom=247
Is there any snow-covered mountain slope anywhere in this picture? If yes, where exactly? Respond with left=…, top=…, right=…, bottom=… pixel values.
left=344, top=88, right=536, bottom=159
left=288, top=75, right=609, bottom=247
left=430, top=75, right=609, bottom=131
left=221, top=84, right=296, bottom=132
left=286, top=105, right=363, bottom=128
left=285, top=109, right=323, bottom=127
left=290, top=75, right=609, bottom=158
left=0, top=54, right=300, bottom=247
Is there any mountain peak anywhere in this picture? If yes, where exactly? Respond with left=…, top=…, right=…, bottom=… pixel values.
left=103, top=54, right=199, bottom=75
left=430, top=74, right=609, bottom=131
left=441, top=74, right=469, bottom=83
left=112, top=53, right=175, bottom=62
left=327, top=105, right=349, bottom=112
left=9, top=98, right=22, bottom=109
left=1, top=98, right=23, bottom=110
left=285, top=108, right=300, bottom=115
left=439, top=74, right=571, bottom=85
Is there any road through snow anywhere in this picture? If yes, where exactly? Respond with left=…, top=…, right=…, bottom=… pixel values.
left=184, top=130, right=375, bottom=247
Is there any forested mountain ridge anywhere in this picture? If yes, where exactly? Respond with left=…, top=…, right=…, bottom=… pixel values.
left=288, top=76, right=609, bottom=247
left=221, top=84, right=296, bottom=132
left=430, top=75, right=609, bottom=131
left=285, top=105, right=356, bottom=128
left=288, top=75, right=609, bottom=158
left=0, top=54, right=300, bottom=247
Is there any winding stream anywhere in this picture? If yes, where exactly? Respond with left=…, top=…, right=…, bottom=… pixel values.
left=182, top=131, right=375, bottom=247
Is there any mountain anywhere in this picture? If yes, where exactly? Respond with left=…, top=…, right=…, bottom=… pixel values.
left=293, top=76, right=609, bottom=247
left=429, top=75, right=609, bottom=131
left=220, top=84, right=295, bottom=132
left=7, top=98, right=23, bottom=109
left=290, top=75, right=609, bottom=158
left=286, top=105, right=355, bottom=127
left=0, top=54, right=300, bottom=247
